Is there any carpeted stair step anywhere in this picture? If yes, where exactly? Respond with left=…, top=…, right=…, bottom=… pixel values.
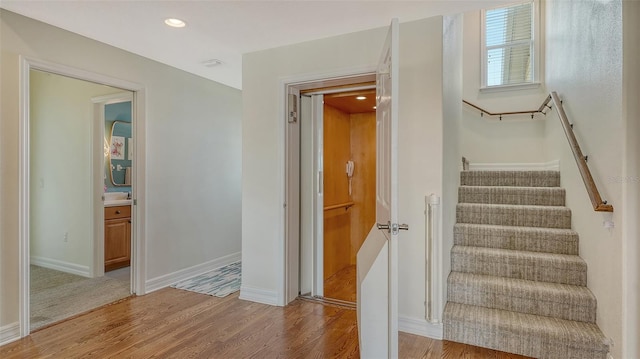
left=460, top=170, right=560, bottom=187
left=447, top=272, right=596, bottom=323
left=451, top=245, right=587, bottom=286
left=457, top=203, right=571, bottom=229
left=454, top=223, right=579, bottom=255
left=443, top=302, right=609, bottom=359
left=459, top=186, right=566, bottom=206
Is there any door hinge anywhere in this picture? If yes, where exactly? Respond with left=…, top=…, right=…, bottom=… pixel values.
left=288, top=93, right=298, bottom=123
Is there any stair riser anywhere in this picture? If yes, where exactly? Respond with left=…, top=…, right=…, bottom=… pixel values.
left=457, top=204, right=572, bottom=229
left=454, top=224, right=579, bottom=255
left=460, top=171, right=561, bottom=187
left=444, top=303, right=609, bottom=359
left=451, top=252, right=587, bottom=286
left=444, top=317, right=608, bottom=359
left=447, top=278, right=596, bottom=323
left=459, top=187, right=566, bottom=206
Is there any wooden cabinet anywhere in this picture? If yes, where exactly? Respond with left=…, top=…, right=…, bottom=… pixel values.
left=104, top=205, right=131, bottom=272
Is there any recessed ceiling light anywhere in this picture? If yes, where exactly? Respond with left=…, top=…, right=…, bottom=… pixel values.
left=165, top=18, right=186, bottom=28
left=356, top=96, right=367, bottom=100
left=373, top=106, right=377, bottom=109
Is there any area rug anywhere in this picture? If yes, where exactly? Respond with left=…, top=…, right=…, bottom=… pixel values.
left=171, top=261, right=241, bottom=297
left=30, top=265, right=131, bottom=329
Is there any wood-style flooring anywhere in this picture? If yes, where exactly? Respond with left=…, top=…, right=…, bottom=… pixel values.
left=324, top=264, right=357, bottom=303
left=0, top=288, right=532, bottom=358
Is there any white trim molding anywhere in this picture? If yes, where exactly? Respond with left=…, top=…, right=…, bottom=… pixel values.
left=239, top=285, right=280, bottom=306
left=18, top=56, right=147, bottom=337
left=469, top=159, right=560, bottom=171
left=30, top=256, right=91, bottom=278
left=0, top=322, right=20, bottom=346
left=398, top=315, right=443, bottom=339
left=145, top=252, right=241, bottom=293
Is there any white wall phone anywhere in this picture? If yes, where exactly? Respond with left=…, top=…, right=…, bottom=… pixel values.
left=346, top=160, right=355, bottom=196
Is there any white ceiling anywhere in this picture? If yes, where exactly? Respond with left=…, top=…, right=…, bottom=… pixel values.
left=1, top=0, right=511, bottom=89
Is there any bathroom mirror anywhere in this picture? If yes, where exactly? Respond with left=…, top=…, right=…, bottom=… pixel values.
left=108, top=120, right=132, bottom=186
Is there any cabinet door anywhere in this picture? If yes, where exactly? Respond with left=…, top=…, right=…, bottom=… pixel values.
left=105, top=218, right=131, bottom=271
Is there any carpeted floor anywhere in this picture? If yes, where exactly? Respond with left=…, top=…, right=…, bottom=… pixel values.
left=172, top=261, right=241, bottom=297
left=30, top=265, right=131, bottom=330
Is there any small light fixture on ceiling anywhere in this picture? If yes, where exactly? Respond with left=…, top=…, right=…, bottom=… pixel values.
left=164, top=18, right=186, bottom=28
left=202, top=59, right=223, bottom=67
left=356, top=96, right=367, bottom=100
left=373, top=106, right=377, bottom=110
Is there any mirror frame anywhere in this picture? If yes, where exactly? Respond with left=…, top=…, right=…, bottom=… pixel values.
left=108, top=120, right=131, bottom=187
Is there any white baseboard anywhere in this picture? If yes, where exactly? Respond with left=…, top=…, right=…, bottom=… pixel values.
left=469, top=159, right=560, bottom=171
left=398, top=315, right=443, bottom=340
left=239, top=285, right=279, bottom=306
left=145, top=251, right=241, bottom=293
left=30, top=256, right=91, bottom=278
left=0, top=322, right=20, bottom=346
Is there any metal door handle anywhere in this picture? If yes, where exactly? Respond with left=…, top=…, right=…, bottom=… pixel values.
left=377, top=221, right=390, bottom=231
left=398, top=224, right=409, bottom=231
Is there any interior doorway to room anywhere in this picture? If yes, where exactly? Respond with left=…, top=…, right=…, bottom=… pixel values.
left=28, top=69, right=134, bottom=330
left=296, top=79, right=377, bottom=305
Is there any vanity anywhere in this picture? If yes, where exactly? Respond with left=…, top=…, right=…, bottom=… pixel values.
left=104, top=199, right=131, bottom=271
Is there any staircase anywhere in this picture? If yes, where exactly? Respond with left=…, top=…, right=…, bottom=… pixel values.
left=443, top=170, right=610, bottom=359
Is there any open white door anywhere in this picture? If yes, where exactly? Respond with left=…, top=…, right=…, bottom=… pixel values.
left=357, top=18, right=401, bottom=358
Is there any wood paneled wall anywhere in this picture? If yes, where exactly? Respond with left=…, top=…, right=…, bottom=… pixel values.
left=323, top=104, right=352, bottom=280
left=323, top=103, right=376, bottom=283
left=349, top=112, right=376, bottom=263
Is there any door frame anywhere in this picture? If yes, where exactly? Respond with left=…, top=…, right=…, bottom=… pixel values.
left=18, top=56, right=147, bottom=336
left=281, top=69, right=376, bottom=305
left=91, top=91, right=134, bottom=280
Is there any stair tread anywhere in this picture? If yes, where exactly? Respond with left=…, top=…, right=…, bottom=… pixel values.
left=457, top=203, right=572, bottom=229
left=455, top=223, right=578, bottom=235
left=460, top=170, right=561, bottom=187
left=448, top=272, right=596, bottom=322
left=451, top=245, right=587, bottom=286
left=457, top=202, right=569, bottom=209
left=452, top=245, right=585, bottom=265
left=458, top=186, right=566, bottom=205
left=444, top=302, right=609, bottom=355
left=449, top=272, right=595, bottom=299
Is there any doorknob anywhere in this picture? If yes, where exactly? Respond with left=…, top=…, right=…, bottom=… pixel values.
left=377, top=221, right=390, bottom=232
left=398, top=224, right=409, bottom=231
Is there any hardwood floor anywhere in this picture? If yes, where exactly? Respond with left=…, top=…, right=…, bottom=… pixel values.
left=0, top=288, right=532, bottom=358
left=324, top=264, right=356, bottom=303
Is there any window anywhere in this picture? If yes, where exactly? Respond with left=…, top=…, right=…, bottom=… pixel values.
left=481, top=1, right=539, bottom=89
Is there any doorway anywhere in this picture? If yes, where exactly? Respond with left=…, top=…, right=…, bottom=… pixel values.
left=290, top=75, right=377, bottom=306
left=318, top=89, right=376, bottom=303
left=19, top=57, right=146, bottom=336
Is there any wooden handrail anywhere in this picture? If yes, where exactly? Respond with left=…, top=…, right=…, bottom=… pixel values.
left=323, top=201, right=354, bottom=211
left=462, top=93, right=612, bottom=212
left=550, top=92, right=613, bottom=212
left=463, top=95, right=552, bottom=119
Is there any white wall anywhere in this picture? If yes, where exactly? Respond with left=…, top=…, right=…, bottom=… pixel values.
left=622, top=2, right=640, bottom=356
left=29, top=70, right=121, bottom=276
left=460, top=9, right=547, bottom=164
left=441, top=13, right=463, bottom=324
left=241, top=25, right=386, bottom=303
left=544, top=0, right=624, bottom=357
left=241, top=17, right=447, bottom=331
left=1, top=10, right=242, bottom=329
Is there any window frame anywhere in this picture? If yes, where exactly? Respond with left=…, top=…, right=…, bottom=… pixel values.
left=480, top=0, right=541, bottom=91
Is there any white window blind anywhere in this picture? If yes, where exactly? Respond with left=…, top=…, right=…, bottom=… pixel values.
left=484, top=1, right=534, bottom=87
